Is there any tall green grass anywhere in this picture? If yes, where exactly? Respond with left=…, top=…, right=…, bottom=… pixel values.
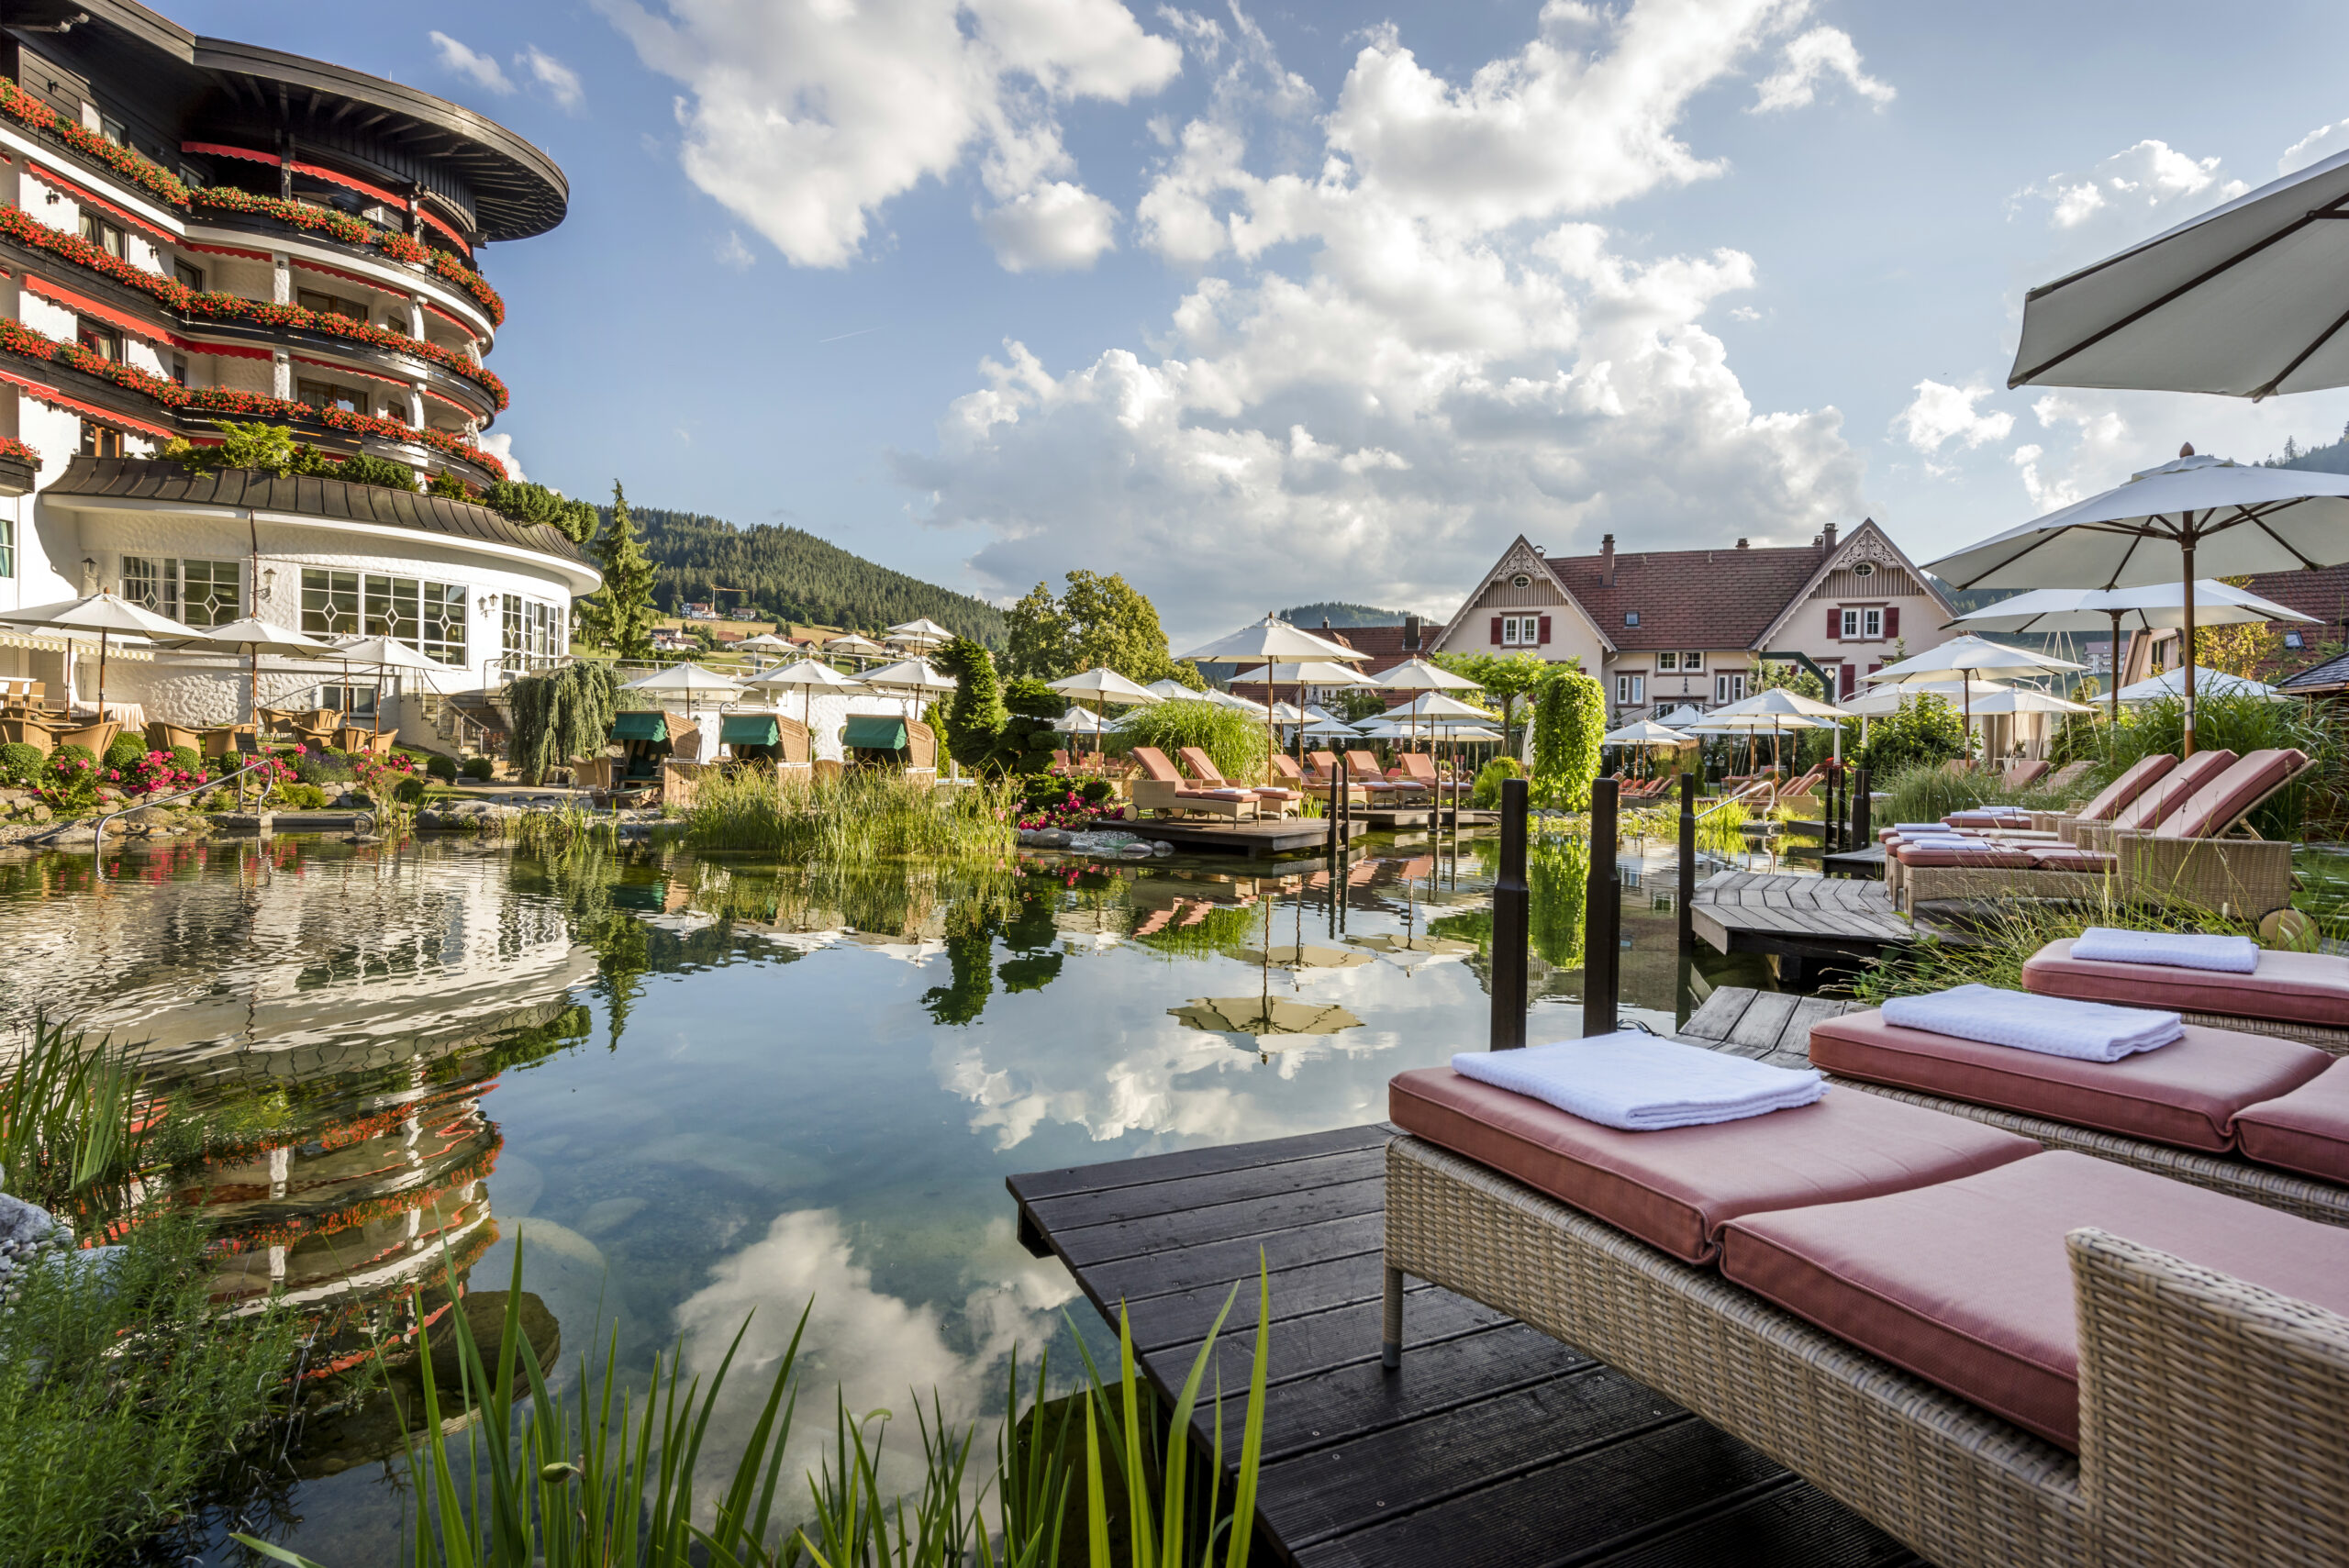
left=1103, top=703, right=1268, bottom=785
left=242, top=1245, right=1273, bottom=1568
left=2084, top=691, right=2343, bottom=838
left=685, top=771, right=1019, bottom=861
left=1873, top=763, right=2083, bottom=829
left=0, top=1016, right=148, bottom=1226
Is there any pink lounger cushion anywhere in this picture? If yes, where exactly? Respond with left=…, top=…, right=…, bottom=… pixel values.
left=1720, top=1151, right=2349, bottom=1451
left=2070, top=752, right=2176, bottom=824
left=1808, top=1008, right=2331, bottom=1152
left=1387, top=1067, right=2039, bottom=1265
left=2108, top=748, right=2238, bottom=832
left=2152, top=747, right=2307, bottom=840
left=2234, top=1059, right=2349, bottom=1184
left=2024, top=938, right=2349, bottom=1029
left=1893, top=844, right=2038, bottom=869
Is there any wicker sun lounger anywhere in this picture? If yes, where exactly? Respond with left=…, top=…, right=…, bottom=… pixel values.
left=1385, top=1134, right=2349, bottom=1568
left=2023, top=938, right=2349, bottom=1054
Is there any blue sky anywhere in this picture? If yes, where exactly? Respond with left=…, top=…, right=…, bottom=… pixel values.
left=173, top=0, right=2349, bottom=643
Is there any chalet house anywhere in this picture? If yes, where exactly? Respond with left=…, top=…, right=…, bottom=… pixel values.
left=1431, top=521, right=1959, bottom=718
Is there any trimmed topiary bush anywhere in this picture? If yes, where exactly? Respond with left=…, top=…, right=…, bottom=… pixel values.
left=461, top=756, right=495, bottom=782
left=168, top=745, right=206, bottom=782
left=1529, top=665, right=1605, bottom=812
left=103, top=735, right=144, bottom=772
left=394, top=775, right=428, bottom=805
left=987, top=679, right=1067, bottom=776
left=0, top=741, right=42, bottom=787
left=426, top=752, right=460, bottom=783
left=1471, top=756, right=1524, bottom=808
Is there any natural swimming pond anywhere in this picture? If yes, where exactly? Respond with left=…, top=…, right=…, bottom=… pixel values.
left=0, top=830, right=1784, bottom=1564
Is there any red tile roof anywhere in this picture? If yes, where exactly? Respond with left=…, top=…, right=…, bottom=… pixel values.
left=1547, top=543, right=1828, bottom=651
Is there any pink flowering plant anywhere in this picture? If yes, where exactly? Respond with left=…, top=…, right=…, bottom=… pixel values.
left=39, top=749, right=102, bottom=813
left=114, top=749, right=209, bottom=798
left=1015, top=777, right=1128, bottom=830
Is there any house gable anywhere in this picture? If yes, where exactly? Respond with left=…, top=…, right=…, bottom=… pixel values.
left=1756, top=518, right=1958, bottom=650
left=1431, top=534, right=1613, bottom=659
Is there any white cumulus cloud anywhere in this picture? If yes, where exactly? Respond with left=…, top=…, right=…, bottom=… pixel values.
left=593, top=0, right=1181, bottom=269
left=429, top=31, right=514, bottom=95
left=2282, top=116, right=2349, bottom=175
left=979, top=180, right=1120, bottom=271
left=2015, top=139, right=2244, bottom=239
left=474, top=431, right=526, bottom=484
left=897, top=0, right=1869, bottom=641
left=1896, top=380, right=2013, bottom=463
left=1751, top=26, right=1893, bottom=113
left=519, top=45, right=585, bottom=111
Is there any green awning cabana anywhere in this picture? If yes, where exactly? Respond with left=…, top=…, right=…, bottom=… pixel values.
left=612, top=711, right=668, bottom=742
left=721, top=714, right=782, bottom=746
left=842, top=716, right=909, bottom=751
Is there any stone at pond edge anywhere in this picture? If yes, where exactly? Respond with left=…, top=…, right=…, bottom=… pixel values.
left=0, top=1193, right=57, bottom=1250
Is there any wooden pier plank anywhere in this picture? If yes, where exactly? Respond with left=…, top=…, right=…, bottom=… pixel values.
left=1687, top=871, right=1912, bottom=962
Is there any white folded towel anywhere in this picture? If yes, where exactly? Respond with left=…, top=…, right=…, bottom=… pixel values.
left=1881, top=984, right=2182, bottom=1062
left=2071, top=927, right=2261, bottom=974
left=1451, top=1031, right=1825, bottom=1130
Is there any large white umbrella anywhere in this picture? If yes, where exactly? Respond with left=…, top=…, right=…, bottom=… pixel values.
left=157, top=617, right=342, bottom=726
left=622, top=662, right=747, bottom=700
left=1839, top=678, right=2011, bottom=718
left=1862, top=634, right=2080, bottom=756
left=1143, top=678, right=1204, bottom=701
left=2114, top=668, right=2287, bottom=705
left=1925, top=450, right=2349, bottom=751
left=1049, top=666, right=1158, bottom=757
left=1655, top=704, right=1707, bottom=728
left=1182, top=616, right=1368, bottom=769
left=884, top=617, right=955, bottom=649
left=2009, top=146, right=2349, bottom=400
left=1375, top=657, right=1480, bottom=693
left=1946, top=581, right=2314, bottom=728
left=2, top=592, right=204, bottom=714
left=863, top=657, right=959, bottom=723
left=825, top=634, right=886, bottom=665
left=1049, top=708, right=1106, bottom=733
left=1969, top=688, right=2097, bottom=716
left=1604, top=719, right=1689, bottom=746
left=329, top=635, right=451, bottom=737
left=1704, top=686, right=1858, bottom=773
left=1208, top=688, right=1266, bottom=714
left=745, top=657, right=866, bottom=729
left=737, top=632, right=796, bottom=652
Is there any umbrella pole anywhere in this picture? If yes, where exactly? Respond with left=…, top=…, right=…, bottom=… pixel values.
left=96, top=628, right=107, bottom=717
left=2179, top=545, right=2198, bottom=756
left=2108, top=609, right=2123, bottom=745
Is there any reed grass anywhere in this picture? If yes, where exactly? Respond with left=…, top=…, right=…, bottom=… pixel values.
left=685, top=770, right=1019, bottom=862
left=0, top=1015, right=148, bottom=1225
left=240, top=1242, right=1273, bottom=1568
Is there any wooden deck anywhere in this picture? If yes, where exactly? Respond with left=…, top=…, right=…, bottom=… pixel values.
left=1687, top=871, right=1910, bottom=965
left=1676, top=984, right=1864, bottom=1070
left=1141, top=818, right=1353, bottom=856
left=1009, top=1121, right=1921, bottom=1568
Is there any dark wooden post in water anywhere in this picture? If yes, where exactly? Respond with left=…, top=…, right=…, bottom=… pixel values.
left=1852, top=765, right=1871, bottom=853
left=1676, top=771, right=1697, bottom=954
left=1583, top=777, right=1620, bottom=1038
left=1823, top=762, right=1841, bottom=855
left=1490, top=777, right=1529, bottom=1052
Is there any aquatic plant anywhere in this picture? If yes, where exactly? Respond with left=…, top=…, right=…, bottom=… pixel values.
left=684, top=769, right=1019, bottom=861
left=239, top=1245, right=1271, bottom=1568
left=0, top=1206, right=296, bottom=1568
left=1469, top=756, right=1523, bottom=808
left=1103, top=700, right=1267, bottom=785
left=0, top=1016, right=148, bottom=1224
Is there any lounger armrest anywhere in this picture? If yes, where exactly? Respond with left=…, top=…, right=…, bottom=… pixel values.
left=2116, top=834, right=2295, bottom=918
left=2070, top=1228, right=2349, bottom=1567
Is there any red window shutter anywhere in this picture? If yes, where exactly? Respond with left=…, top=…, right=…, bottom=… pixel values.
left=1840, top=663, right=1856, bottom=698
left=1490, top=616, right=1503, bottom=644
left=1827, top=607, right=1841, bottom=640
left=1885, top=606, right=1900, bottom=639
left=1537, top=615, right=1552, bottom=645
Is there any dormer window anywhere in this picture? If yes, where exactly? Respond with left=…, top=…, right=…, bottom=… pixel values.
left=1624, top=612, right=1640, bottom=628
left=1510, top=573, right=1531, bottom=588
left=2286, top=630, right=2305, bottom=650
left=1852, top=562, right=1876, bottom=578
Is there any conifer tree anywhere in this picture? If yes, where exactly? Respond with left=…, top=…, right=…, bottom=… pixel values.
left=583, top=481, right=656, bottom=660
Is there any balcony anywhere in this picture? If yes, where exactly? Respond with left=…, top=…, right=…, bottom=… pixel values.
left=184, top=204, right=500, bottom=344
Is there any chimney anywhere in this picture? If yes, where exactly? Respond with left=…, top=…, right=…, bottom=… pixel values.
left=1532, top=544, right=1546, bottom=556
left=1321, top=617, right=1331, bottom=628
left=1737, top=538, right=1750, bottom=550
left=1404, top=613, right=1422, bottom=651
left=1600, top=532, right=1616, bottom=587
left=1822, top=520, right=1839, bottom=550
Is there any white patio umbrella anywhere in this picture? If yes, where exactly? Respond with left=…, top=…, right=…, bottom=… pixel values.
left=2113, top=668, right=2287, bottom=705
left=1946, top=580, right=2315, bottom=728
left=745, top=657, right=866, bottom=729
left=331, top=635, right=455, bottom=736
left=1862, top=634, right=2080, bottom=756
left=1839, top=678, right=2011, bottom=718
left=1183, top=615, right=1368, bottom=767
left=622, top=662, right=748, bottom=700
left=1969, top=688, right=2097, bottom=716
left=1704, top=687, right=1858, bottom=773
left=1049, top=666, right=1158, bottom=757
left=863, top=657, right=959, bottom=722
left=1143, top=677, right=1205, bottom=701
left=1208, top=688, right=1267, bottom=714
left=825, top=634, right=886, bottom=666
left=156, top=617, right=343, bottom=726
left=1049, top=708, right=1106, bottom=733
left=2009, top=145, right=2349, bottom=400
left=737, top=632, right=796, bottom=653
left=884, top=617, right=955, bottom=649
left=2, top=592, right=204, bottom=715
left=1924, top=449, right=2349, bottom=751
left=1655, top=704, right=1707, bottom=728
left=1375, top=656, right=1480, bottom=694
left=1687, top=708, right=1840, bottom=778
left=1299, top=717, right=1362, bottom=740
left=1604, top=719, right=1689, bottom=745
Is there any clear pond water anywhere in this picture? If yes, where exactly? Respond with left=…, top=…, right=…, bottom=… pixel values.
left=0, top=828, right=1787, bottom=1564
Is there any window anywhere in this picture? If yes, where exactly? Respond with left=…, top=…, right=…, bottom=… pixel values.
left=502, top=595, right=565, bottom=666
left=297, top=379, right=364, bottom=414
left=1851, top=561, right=1876, bottom=578
left=75, top=317, right=121, bottom=361
left=1715, top=672, right=1747, bottom=704
left=0, top=515, right=13, bottom=579
left=100, top=116, right=127, bottom=148
left=79, top=422, right=124, bottom=457
left=173, top=260, right=205, bottom=292
left=1839, top=607, right=1884, bottom=639
left=1682, top=651, right=1703, bottom=671
left=1656, top=651, right=1676, bottom=672
left=296, top=288, right=370, bottom=326
left=121, top=556, right=241, bottom=628
left=2287, top=629, right=2307, bottom=650
left=1510, top=573, right=1532, bottom=588
left=303, top=569, right=466, bottom=664
left=319, top=683, right=377, bottom=718
left=1615, top=673, right=1644, bottom=706
left=171, top=354, right=188, bottom=386
left=78, top=212, right=123, bottom=258
left=1499, top=615, right=1527, bottom=646
left=1624, top=611, right=1640, bottom=628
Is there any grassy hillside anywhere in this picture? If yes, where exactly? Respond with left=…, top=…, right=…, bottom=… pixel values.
left=602, top=506, right=1007, bottom=647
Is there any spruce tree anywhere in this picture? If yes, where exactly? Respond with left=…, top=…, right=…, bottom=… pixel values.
left=586, top=481, right=657, bottom=661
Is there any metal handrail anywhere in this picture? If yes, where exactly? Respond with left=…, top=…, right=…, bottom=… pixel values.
left=89, top=755, right=278, bottom=878
left=1696, top=778, right=1776, bottom=822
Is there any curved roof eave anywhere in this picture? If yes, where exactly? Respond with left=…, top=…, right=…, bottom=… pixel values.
left=190, top=39, right=569, bottom=241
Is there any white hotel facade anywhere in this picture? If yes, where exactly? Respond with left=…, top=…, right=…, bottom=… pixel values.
left=0, top=0, right=593, bottom=729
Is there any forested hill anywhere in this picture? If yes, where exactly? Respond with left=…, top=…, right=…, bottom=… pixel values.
left=1280, top=600, right=1419, bottom=627
left=599, top=506, right=1007, bottom=645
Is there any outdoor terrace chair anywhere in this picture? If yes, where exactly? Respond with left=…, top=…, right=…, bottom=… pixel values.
left=1177, top=746, right=1301, bottom=817
left=2002, top=759, right=2052, bottom=790
left=1808, top=1005, right=2349, bottom=1225
left=0, top=714, right=55, bottom=757
left=1345, top=749, right=1426, bottom=804
left=1129, top=746, right=1258, bottom=822
left=2024, top=938, right=2349, bottom=1054
left=1298, top=751, right=1371, bottom=807
left=145, top=720, right=202, bottom=754
left=1396, top=751, right=1466, bottom=799
left=55, top=718, right=117, bottom=758
left=2028, top=753, right=2176, bottom=840
left=1383, top=1065, right=2349, bottom=1568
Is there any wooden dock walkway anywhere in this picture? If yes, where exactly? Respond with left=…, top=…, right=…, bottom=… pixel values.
left=1687, top=871, right=1910, bottom=966
left=1141, top=818, right=1351, bottom=857
left=1010, top=1119, right=1920, bottom=1568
